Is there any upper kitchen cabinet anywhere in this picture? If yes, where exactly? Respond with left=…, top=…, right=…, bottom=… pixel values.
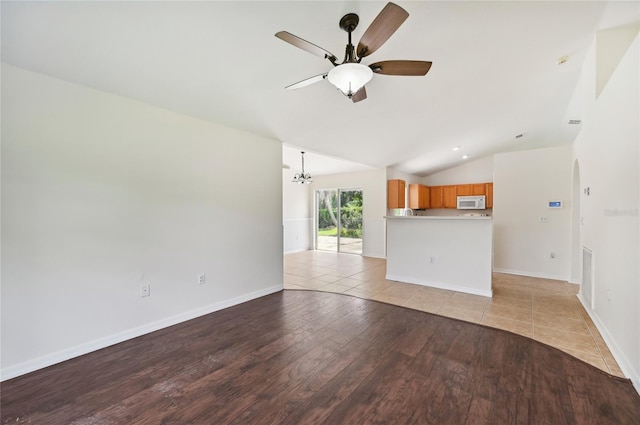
left=443, top=186, right=457, bottom=208
left=427, top=182, right=493, bottom=209
left=457, top=183, right=486, bottom=196
left=456, top=184, right=472, bottom=196
left=429, top=186, right=443, bottom=208
left=387, top=179, right=406, bottom=209
left=472, top=183, right=486, bottom=195
left=409, top=184, right=430, bottom=209
left=485, top=183, right=494, bottom=208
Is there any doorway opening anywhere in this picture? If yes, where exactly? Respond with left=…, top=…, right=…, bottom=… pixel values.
left=315, top=188, right=363, bottom=254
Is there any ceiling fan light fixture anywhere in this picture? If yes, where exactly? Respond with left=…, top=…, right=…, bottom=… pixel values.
left=327, top=63, right=373, bottom=97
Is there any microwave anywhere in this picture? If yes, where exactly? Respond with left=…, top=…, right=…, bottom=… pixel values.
left=457, top=195, right=486, bottom=210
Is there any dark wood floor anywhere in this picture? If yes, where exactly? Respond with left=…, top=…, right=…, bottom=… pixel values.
left=2, top=290, right=639, bottom=425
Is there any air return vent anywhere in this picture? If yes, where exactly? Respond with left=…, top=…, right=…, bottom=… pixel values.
left=582, top=247, right=594, bottom=309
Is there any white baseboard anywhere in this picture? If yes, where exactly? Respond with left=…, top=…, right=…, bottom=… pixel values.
left=284, top=248, right=309, bottom=254
left=386, top=274, right=493, bottom=298
left=493, top=268, right=568, bottom=282
left=1, top=284, right=283, bottom=382
left=577, top=293, right=640, bottom=395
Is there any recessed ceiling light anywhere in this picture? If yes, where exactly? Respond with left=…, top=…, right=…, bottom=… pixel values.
left=462, top=154, right=469, bottom=160
left=452, top=146, right=461, bottom=151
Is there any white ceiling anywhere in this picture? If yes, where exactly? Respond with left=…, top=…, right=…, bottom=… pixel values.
left=2, top=1, right=638, bottom=176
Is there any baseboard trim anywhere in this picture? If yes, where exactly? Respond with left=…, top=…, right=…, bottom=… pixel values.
left=1, top=284, right=283, bottom=382
left=284, top=248, right=309, bottom=254
left=577, top=293, right=640, bottom=395
left=386, top=274, right=492, bottom=298
left=493, top=268, right=568, bottom=282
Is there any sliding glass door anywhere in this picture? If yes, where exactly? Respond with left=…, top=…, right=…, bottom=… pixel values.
left=316, top=188, right=363, bottom=254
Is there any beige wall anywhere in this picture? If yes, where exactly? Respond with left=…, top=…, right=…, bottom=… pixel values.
left=493, top=146, right=573, bottom=280
left=573, top=31, right=639, bottom=388
left=1, top=65, right=284, bottom=379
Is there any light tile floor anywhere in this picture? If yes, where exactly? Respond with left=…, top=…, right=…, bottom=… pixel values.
left=284, top=250, right=625, bottom=377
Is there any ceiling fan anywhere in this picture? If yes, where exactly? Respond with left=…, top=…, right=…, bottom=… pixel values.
left=275, top=2, right=432, bottom=103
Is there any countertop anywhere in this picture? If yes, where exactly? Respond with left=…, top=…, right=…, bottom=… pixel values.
left=384, top=215, right=492, bottom=220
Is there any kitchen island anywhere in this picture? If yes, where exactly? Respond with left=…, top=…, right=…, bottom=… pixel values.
left=385, top=216, right=493, bottom=297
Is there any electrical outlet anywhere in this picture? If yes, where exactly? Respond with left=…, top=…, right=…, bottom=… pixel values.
left=141, top=284, right=151, bottom=297
left=540, top=217, right=549, bottom=223
left=198, top=273, right=206, bottom=285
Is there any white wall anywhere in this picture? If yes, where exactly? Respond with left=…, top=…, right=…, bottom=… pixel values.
left=573, top=31, right=639, bottom=389
left=386, top=217, right=493, bottom=297
left=1, top=65, right=284, bottom=379
left=283, top=167, right=311, bottom=253
left=493, top=146, right=572, bottom=280
left=422, top=156, right=494, bottom=186
left=309, top=169, right=387, bottom=258
left=386, top=167, right=423, bottom=185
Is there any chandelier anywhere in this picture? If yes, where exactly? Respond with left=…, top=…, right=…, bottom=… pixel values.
left=292, top=151, right=313, bottom=184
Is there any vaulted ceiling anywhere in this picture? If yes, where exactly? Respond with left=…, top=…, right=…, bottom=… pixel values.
left=2, top=1, right=637, bottom=176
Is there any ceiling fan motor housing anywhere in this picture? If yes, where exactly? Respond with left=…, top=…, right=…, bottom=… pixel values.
left=339, top=13, right=359, bottom=33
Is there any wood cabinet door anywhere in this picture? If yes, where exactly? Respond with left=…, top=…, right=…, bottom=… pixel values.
left=472, top=183, right=486, bottom=195
left=408, top=184, right=420, bottom=209
left=443, top=186, right=457, bottom=208
left=409, top=184, right=430, bottom=209
left=429, top=186, right=443, bottom=208
left=485, top=183, right=494, bottom=208
left=387, top=179, right=405, bottom=209
left=457, top=184, right=472, bottom=196
left=421, top=185, right=430, bottom=209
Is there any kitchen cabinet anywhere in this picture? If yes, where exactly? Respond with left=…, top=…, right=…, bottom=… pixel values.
left=409, top=184, right=430, bottom=209
left=456, top=184, right=472, bottom=196
left=472, top=183, right=486, bottom=195
left=485, top=183, right=494, bottom=208
left=457, top=183, right=486, bottom=196
left=387, top=179, right=406, bottom=209
left=443, top=186, right=457, bottom=208
left=428, top=182, right=493, bottom=208
left=429, top=186, right=443, bottom=208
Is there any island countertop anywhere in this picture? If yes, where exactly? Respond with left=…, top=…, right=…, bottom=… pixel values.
left=384, top=215, right=492, bottom=220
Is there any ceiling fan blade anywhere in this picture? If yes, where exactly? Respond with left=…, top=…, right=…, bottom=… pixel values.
left=369, top=60, right=432, bottom=76
left=285, top=73, right=327, bottom=90
left=351, top=86, right=367, bottom=103
left=275, top=31, right=337, bottom=63
left=357, top=2, right=409, bottom=58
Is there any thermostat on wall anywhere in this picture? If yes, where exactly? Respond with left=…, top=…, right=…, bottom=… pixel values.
left=548, top=201, right=563, bottom=208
